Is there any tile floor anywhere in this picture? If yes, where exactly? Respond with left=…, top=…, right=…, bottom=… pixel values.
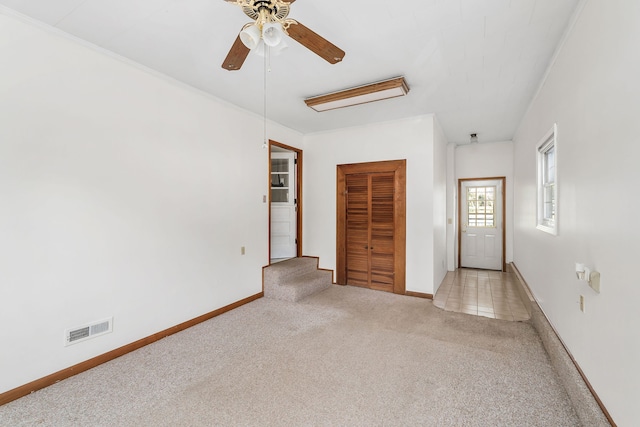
left=433, top=268, right=530, bottom=321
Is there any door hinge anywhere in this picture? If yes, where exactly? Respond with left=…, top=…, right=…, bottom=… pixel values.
left=294, top=159, right=297, bottom=164
left=295, top=238, right=298, bottom=244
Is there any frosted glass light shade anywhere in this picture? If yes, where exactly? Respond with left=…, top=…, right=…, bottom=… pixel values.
left=262, top=22, right=284, bottom=47
left=254, top=38, right=288, bottom=57
left=270, top=37, right=288, bottom=55
left=239, top=24, right=261, bottom=49
left=254, top=40, right=266, bottom=57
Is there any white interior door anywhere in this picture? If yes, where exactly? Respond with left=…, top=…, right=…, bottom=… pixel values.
left=460, top=179, right=503, bottom=270
left=270, top=152, right=297, bottom=259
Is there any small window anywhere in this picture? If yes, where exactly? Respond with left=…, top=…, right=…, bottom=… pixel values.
left=537, top=124, right=557, bottom=235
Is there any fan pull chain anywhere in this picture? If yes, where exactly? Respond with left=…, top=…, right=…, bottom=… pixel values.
left=262, top=45, right=268, bottom=149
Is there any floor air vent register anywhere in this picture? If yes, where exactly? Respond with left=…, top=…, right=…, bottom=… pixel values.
left=65, top=317, right=113, bottom=346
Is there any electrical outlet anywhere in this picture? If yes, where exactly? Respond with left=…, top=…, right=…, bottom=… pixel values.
left=579, top=295, right=585, bottom=312
left=241, top=246, right=245, bottom=255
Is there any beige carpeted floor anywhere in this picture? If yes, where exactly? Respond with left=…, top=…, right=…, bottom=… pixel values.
left=0, top=285, right=580, bottom=426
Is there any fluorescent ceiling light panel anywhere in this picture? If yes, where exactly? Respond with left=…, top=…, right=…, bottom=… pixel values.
left=304, top=77, right=409, bottom=112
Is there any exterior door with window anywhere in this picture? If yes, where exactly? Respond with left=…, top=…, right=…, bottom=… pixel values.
left=460, top=179, right=503, bottom=270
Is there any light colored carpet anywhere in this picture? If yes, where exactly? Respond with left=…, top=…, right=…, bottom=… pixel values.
left=0, top=285, right=580, bottom=426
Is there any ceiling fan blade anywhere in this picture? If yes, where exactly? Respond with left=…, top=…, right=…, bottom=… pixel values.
left=222, top=33, right=251, bottom=71
left=286, top=21, right=345, bottom=64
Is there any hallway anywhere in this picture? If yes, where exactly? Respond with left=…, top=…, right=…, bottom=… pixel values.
left=433, top=268, right=530, bottom=321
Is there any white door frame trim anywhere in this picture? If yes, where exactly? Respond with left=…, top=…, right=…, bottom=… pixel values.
left=457, top=176, right=506, bottom=272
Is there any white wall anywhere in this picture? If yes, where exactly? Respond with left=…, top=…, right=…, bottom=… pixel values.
left=455, top=141, right=514, bottom=265
left=303, top=115, right=440, bottom=294
left=445, top=143, right=457, bottom=271
left=0, top=12, right=302, bottom=394
left=432, top=118, right=448, bottom=291
left=512, top=1, right=640, bottom=424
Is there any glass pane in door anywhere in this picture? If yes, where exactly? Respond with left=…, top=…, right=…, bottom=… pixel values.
left=271, top=157, right=291, bottom=204
left=467, top=186, right=497, bottom=228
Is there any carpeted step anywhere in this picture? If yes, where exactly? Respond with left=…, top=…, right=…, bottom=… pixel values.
left=265, top=270, right=332, bottom=302
left=263, top=257, right=333, bottom=302
left=264, top=257, right=320, bottom=284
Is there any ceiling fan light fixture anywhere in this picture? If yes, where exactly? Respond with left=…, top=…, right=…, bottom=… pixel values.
left=239, top=24, right=261, bottom=49
left=262, top=22, right=284, bottom=47
left=222, top=0, right=345, bottom=71
left=253, top=40, right=266, bottom=57
left=304, top=77, right=410, bottom=112
left=253, top=38, right=288, bottom=57
left=270, top=37, right=288, bottom=55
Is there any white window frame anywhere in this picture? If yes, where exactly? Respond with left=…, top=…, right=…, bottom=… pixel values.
left=536, top=123, right=558, bottom=235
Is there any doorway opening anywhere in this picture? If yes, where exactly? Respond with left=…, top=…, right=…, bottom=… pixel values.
left=457, top=177, right=506, bottom=271
left=269, top=140, right=302, bottom=264
left=336, top=160, right=406, bottom=294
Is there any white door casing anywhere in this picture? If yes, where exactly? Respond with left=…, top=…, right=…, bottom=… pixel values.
left=460, top=179, right=503, bottom=270
left=270, top=152, right=297, bottom=259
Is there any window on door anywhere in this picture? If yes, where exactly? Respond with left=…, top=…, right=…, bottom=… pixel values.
left=536, top=123, right=558, bottom=235
left=271, top=158, right=290, bottom=203
left=467, top=186, right=496, bottom=227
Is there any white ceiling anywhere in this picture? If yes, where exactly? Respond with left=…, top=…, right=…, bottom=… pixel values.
left=0, top=0, right=581, bottom=143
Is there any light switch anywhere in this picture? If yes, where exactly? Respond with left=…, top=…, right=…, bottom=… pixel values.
left=589, top=271, right=600, bottom=293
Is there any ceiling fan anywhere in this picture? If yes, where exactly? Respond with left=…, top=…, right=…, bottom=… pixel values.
left=222, top=0, right=345, bottom=70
